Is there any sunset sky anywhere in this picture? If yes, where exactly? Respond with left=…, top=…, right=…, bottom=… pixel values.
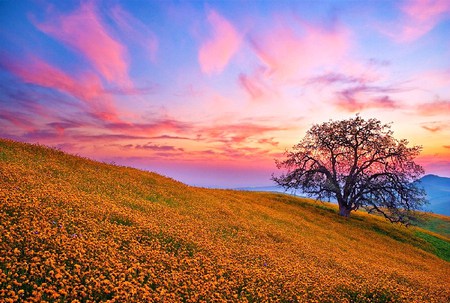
left=0, top=0, right=449, bottom=187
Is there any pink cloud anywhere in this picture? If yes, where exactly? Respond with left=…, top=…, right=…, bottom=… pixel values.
left=335, top=96, right=398, bottom=112
left=149, top=135, right=192, bottom=140
left=422, top=125, right=443, bottom=132
left=6, top=56, right=100, bottom=100
left=47, top=121, right=82, bottom=136
left=402, top=0, right=450, bottom=22
left=420, top=121, right=448, bottom=132
left=258, top=138, right=279, bottom=147
left=5, top=56, right=120, bottom=122
left=308, top=69, right=383, bottom=86
left=385, top=0, right=450, bottom=42
left=238, top=65, right=281, bottom=101
left=416, top=69, right=450, bottom=89
left=334, top=85, right=400, bottom=112
left=33, top=2, right=129, bottom=84
left=417, top=100, right=450, bottom=115
left=106, top=119, right=192, bottom=136
left=239, top=72, right=265, bottom=100
left=110, top=6, right=158, bottom=63
left=0, top=110, right=36, bottom=132
left=198, top=10, right=241, bottom=74
left=201, top=122, right=287, bottom=145
left=249, top=21, right=351, bottom=82
left=133, top=143, right=184, bottom=152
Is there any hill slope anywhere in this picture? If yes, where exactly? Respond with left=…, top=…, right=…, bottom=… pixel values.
left=1, top=138, right=449, bottom=302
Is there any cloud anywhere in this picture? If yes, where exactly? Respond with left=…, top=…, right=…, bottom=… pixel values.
left=334, top=85, right=400, bottom=112
left=0, top=79, right=69, bottom=123
left=444, top=145, right=450, bottom=149
left=249, top=20, right=351, bottom=82
left=148, top=135, right=192, bottom=140
left=414, top=69, right=450, bottom=89
left=72, top=134, right=152, bottom=142
left=239, top=72, right=265, bottom=100
left=47, top=121, right=83, bottom=136
left=104, top=83, right=160, bottom=96
left=0, top=77, right=74, bottom=110
left=422, top=125, right=443, bottom=132
left=383, top=0, right=450, bottom=42
left=417, top=100, right=450, bottom=115
left=306, top=57, right=391, bottom=90
left=134, top=142, right=184, bottom=152
left=420, top=121, right=448, bottom=132
left=3, top=55, right=101, bottom=101
left=218, top=146, right=272, bottom=159
left=198, top=9, right=241, bottom=74
left=21, top=129, right=62, bottom=141
left=200, top=122, right=287, bottom=145
left=109, top=6, right=159, bottom=63
left=2, top=55, right=121, bottom=123
left=257, top=138, right=279, bottom=147
left=105, top=119, right=192, bottom=137
left=33, top=2, right=129, bottom=84
left=238, top=64, right=282, bottom=101
left=308, top=73, right=366, bottom=86
left=0, top=109, right=36, bottom=132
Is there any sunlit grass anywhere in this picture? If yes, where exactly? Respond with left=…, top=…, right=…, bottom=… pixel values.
left=1, top=138, right=449, bottom=302
left=411, top=213, right=450, bottom=238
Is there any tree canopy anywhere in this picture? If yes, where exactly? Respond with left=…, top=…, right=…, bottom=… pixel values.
left=273, top=116, right=427, bottom=224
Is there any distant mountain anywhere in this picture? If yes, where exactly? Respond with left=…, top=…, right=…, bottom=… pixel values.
left=238, top=174, right=450, bottom=216
left=419, top=174, right=450, bottom=216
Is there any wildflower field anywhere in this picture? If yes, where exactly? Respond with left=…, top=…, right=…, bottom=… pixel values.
left=1, top=138, right=449, bottom=302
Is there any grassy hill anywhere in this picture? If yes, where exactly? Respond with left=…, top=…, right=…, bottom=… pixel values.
left=1, top=138, right=449, bottom=302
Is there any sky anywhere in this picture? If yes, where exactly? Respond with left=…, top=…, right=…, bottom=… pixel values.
left=0, top=0, right=449, bottom=188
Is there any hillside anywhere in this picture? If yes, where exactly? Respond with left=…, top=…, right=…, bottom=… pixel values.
left=1, top=138, right=449, bottom=302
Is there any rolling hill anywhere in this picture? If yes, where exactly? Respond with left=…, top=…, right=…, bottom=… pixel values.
left=1, top=138, right=449, bottom=302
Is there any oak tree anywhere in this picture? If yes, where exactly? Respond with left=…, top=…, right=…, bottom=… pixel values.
left=273, top=116, right=426, bottom=223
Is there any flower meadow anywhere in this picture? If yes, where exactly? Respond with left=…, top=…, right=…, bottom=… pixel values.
left=1, top=138, right=449, bottom=302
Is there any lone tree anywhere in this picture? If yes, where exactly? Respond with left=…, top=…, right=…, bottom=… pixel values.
left=273, top=116, right=426, bottom=223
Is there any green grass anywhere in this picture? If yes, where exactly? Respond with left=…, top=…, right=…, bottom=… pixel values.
left=412, top=215, right=450, bottom=238
left=415, top=231, right=450, bottom=262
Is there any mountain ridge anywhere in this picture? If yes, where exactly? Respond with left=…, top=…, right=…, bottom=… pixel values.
left=418, top=174, right=450, bottom=216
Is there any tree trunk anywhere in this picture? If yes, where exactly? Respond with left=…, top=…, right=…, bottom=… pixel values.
left=338, top=205, right=351, bottom=217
